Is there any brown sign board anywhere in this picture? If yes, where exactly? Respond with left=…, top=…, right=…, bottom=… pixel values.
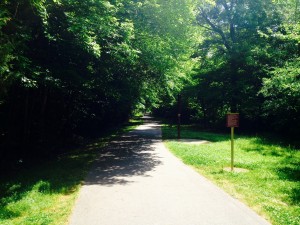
left=227, top=113, right=239, bottom=128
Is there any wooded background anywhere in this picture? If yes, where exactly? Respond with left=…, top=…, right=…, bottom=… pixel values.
left=0, top=0, right=299, bottom=166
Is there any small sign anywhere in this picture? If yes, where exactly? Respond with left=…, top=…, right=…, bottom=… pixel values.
left=227, top=113, right=239, bottom=128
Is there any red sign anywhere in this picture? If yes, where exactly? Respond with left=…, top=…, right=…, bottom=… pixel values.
left=227, top=113, right=239, bottom=127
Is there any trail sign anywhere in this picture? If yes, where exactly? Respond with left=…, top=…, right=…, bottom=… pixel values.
left=226, top=113, right=239, bottom=171
left=227, top=113, right=239, bottom=128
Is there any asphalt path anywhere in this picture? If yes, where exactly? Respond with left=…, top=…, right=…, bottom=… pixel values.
left=68, top=117, right=271, bottom=225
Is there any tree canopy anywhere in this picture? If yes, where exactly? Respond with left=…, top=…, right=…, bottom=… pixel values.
left=0, top=0, right=299, bottom=165
left=158, top=0, right=300, bottom=133
left=0, top=0, right=197, bottom=164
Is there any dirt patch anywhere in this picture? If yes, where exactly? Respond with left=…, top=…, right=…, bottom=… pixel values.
left=172, top=139, right=211, bottom=144
left=223, top=167, right=250, bottom=173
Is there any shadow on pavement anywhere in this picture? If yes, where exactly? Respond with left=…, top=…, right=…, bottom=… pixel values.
left=84, top=121, right=162, bottom=186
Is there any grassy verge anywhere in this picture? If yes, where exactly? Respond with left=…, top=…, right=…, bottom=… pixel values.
left=163, top=125, right=300, bottom=225
left=0, top=119, right=142, bottom=225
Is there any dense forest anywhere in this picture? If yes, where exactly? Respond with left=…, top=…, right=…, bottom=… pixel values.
left=0, top=0, right=299, bottom=166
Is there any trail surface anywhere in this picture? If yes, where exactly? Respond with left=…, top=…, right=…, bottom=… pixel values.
left=68, top=117, right=271, bottom=225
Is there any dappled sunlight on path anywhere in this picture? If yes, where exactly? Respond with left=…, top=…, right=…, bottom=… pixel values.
left=69, top=116, right=271, bottom=225
left=84, top=121, right=162, bottom=186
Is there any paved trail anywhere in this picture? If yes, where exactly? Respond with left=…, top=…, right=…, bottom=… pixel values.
left=68, top=117, right=271, bottom=225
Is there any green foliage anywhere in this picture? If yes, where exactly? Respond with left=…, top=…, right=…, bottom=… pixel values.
left=257, top=1, right=300, bottom=134
left=195, top=0, right=280, bottom=111
left=0, top=0, right=198, bottom=164
left=129, top=0, right=198, bottom=110
left=260, top=58, right=300, bottom=133
left=155, top=0, right=300, bottom=137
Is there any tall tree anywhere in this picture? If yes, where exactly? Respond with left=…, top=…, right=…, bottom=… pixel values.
left=196, top=0, right=280, bottom=112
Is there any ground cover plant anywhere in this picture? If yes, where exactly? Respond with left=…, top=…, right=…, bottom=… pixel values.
left=163, top=125, right=300, bottom=225
left=0, top=120, right=142, bottom=225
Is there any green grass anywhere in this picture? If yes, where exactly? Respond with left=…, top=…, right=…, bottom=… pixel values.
left=163, top=125, right=300, bottom=225
left=0, top=119, right=142, bottom=225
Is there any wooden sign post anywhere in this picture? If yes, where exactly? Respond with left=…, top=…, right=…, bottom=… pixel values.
left=226, top=113, right=239, bottom=171
left=177, top=94, right=182, bottom=139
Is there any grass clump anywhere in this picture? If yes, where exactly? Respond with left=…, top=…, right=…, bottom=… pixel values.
left=0, top=119, right=142, bottom=225
left=163, top=125, right=300, bottom=225
left=0, top=150, right=96, bottom=225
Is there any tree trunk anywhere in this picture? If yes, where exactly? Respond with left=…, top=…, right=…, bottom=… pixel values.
left=230, top=58, right=238, bottom=113
left=39, top=86, right=49, bottom=142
